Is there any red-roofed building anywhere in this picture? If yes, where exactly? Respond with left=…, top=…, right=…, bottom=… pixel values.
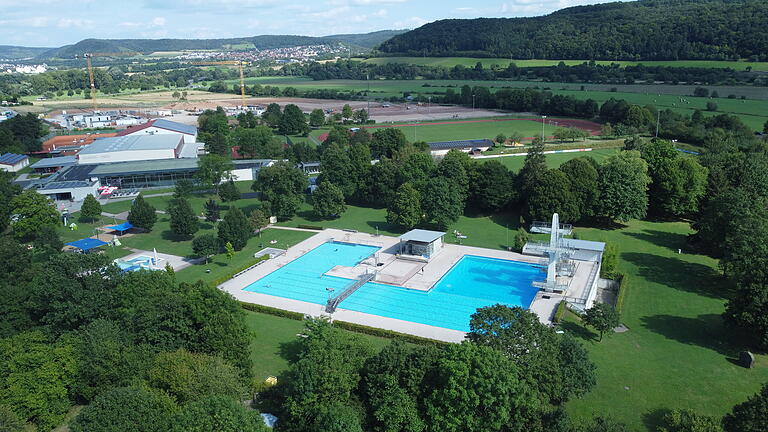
left=38, top=132, right=118, bottom=156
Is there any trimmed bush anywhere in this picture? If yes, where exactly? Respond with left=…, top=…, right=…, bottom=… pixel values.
left=240, top=302, right=304, bottom=321
left=553, top=300, right=568, bottom=324
left=614, top=274, right=629, bottom=313
left=332, top=320, right=447, bottom=346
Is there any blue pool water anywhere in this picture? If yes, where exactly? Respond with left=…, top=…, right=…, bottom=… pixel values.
left=243, top=242, right=545, bottom=332
left=116, top=256, right=157, bottom=272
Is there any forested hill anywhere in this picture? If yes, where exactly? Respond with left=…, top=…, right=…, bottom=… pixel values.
left=0, top=45, right=52, bottom=60
left=378, top=0, right=768, bottom=61
left=35, top=30, right=406, bottom=59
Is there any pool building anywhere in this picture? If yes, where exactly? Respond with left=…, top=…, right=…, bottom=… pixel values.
left=220, top=223, right=604, bottom=342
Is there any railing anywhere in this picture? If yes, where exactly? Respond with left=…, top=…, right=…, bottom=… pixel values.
left=326, top=272, right=376, bottom=313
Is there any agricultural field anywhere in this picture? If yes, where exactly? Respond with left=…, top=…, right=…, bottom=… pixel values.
left=359, top=56, right=768, bottom=72
left=236, top=77, right=768, bottom=130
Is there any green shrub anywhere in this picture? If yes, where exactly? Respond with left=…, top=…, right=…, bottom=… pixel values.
left=600, top=242, right=619, bottom=279
left=332, top=320, right=447, bottom=346
left=614, top=275, right=629, bottom=313
left=240, top=302, right=304, bottom=320
left=297, top=224, right=324, bottom=230
left=553, top=300, right=568, bottom=324
left=210, top=256, right=269, bottom=286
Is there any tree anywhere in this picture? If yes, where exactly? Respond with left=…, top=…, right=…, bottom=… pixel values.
left=598, top=151, right=650, bottom=222
left=763, top=120, right=768, bottom=135
left=525, top=169, right=579, bottom=223
left=468, top=305, right=595, bottom=405
left=203, top=131, right=229, bottom=156
left=174, top=179, right=194, bottom=198
left=218, top=180, right=241, bottom=202
left=248, top=209, right=268, bottom=236
left=641, top=139, right=708, bottom=218
left=320, top=142, right=355, bottom=198
left=127, top=194, right=157, bottom=231
left=518, top=138, right=547, bottom=204
left=218, top=207, right=250, bottom=251
left=723, top=383, right=768, bottom=432
left=196, top=155, right=234, bottom=191
left=513, top=228, right=529, bottom=252
left=508, top=131, right=523, bottom=144
left=0, top=171, right=21, bottom=233
left=279, top=104, right=309, bottom=135
left=192, top=233, right=219, bottom=263
left=9, top=190, right=59, bottom=240
left=32, top=224, right=63, bottom=257
left=423, top=342, right=537, bottom=432
left=0, top=331, right=77, bottom=430
left=252, top=161, right=308, bottom=220
left=309, top=109, right=326, bottom=127
left=559, top=157, right=599, bottom=220
left=0, top=406, right=23, bottom=432
left=70, top=387, right=176, bottom=432
left=230, top=126, right=281, bottom=159
left=353, top=108, right=369, bottom=124
left=342, top=104, right=353, bottom=122
left=658, top=409, right=723, bottom=432
left=262, top=103, right=282, bottom=128
left=147, top=349, right=244, bottom=404
left=313, top=181, right=346, bottom=219
left=583, top=303, right=620, bottom=341
left=387, top=183, right=421, bottom=229
left=494, top=133, right=507, bottom=146
left=168, top=197, right=199, bottom=239
left=72, top=319, right=153, bottom=402
left=79, top=193, right=102, bottom=222
left=421, top=177, right=463, bottom=229
left=371, top=128, right=407, bottom=158
left=225, top=241, right=235, bottom=262
left=170, top=395, right=269, bottom=432
left=469, top=160, right=514, bottom=212
left=204, top=199, right=220, bottom=222
left=706, top=101, right=718, bottom=111
left=282, top=319, right=374, bottom=431
left=600, top=123, right=614, bottom=137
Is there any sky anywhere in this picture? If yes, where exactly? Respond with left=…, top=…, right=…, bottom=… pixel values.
left=0, top=0, right=612, bottom=47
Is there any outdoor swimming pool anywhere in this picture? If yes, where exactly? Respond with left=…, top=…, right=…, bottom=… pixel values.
left=115, top=255, right=157, bottom=272
left=243, top=242, right=545, bottom=332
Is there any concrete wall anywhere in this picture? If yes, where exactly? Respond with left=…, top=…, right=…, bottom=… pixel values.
left=0, top=159, right=29, bottom=172
left=78, top=148, right=175, bottom=164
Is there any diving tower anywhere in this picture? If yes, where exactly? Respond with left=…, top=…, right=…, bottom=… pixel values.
left=524, top=213, right=573, bottom=292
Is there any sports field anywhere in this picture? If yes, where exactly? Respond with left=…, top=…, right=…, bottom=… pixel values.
left=359, top=56, right=768, bottom=72
left=362, top=117, right=582, bottom=143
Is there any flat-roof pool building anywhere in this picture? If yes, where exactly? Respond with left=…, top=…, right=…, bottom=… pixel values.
left=398, top=229, right=445, bottom=260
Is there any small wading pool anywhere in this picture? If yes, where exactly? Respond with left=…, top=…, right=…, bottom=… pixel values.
left=115, top=255, right=157, bottom=272
left=244, top=242, right=544, bottom=332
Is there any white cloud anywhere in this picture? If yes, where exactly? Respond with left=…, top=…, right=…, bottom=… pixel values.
left=57, top=18, right=94, bottom=28
left=151, top=17, right=167, bottom=26
left=393, top=16, right=427, bottom=28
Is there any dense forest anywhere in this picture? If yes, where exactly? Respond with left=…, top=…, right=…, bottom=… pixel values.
left=379, top=0, right=768, bottom=61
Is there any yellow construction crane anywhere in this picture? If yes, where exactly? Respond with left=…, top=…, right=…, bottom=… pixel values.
left=192, top=61, right=248, bottom=107
left=81, top=51, right=140, bottom=112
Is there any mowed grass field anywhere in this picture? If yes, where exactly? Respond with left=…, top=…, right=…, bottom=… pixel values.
left=363, top=118, right=559, bottom=142
left=359, top=56, right=768, bottom=72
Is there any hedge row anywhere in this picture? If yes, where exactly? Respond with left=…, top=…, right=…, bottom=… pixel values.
left=502, top=139, right=624, bottom=155
left=332, top=320, right=448, bottom=346
left=240, top=301, right=305, bottom=321
left=297, top=224, right=324, bottom=230
left=211, top=255, right=270, bottom=287
left=614, top=274, right=629, bottom=313
left=553, top=300, right=568, bottom=324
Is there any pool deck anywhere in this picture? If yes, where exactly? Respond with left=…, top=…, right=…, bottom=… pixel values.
left=218, top=228, right=593, bottom=342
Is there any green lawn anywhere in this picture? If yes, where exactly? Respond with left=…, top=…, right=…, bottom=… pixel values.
left=175, top=228, right=314, bottom=285
left=364, top=118, right=557, bottom=142
left=492, top=147, right=622, bottom=172
left=244, top=310, right=396, bottom=380
left=359, top=56, right=768, bottom=72
left=563, top=220, right=768, bottom=430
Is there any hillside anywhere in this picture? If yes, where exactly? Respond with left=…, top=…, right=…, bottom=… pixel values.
left=35, top=30, right=406, bottom=59
left=325, top=30, right=407, bottom=48
left=0, top=45, right=52, bottom=60
left=378, top=0, right=768, bottom=61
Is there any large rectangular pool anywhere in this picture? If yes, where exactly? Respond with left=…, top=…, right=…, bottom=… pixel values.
left=243, top=242, right=544, bottom=332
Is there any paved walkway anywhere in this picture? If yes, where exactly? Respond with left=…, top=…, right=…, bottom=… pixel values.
left=122, top=248, right=203, bottom=271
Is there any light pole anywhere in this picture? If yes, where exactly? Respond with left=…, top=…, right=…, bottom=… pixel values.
left=655, top=110, right=660, bottom=138
left=541, top=115, right=547, bottom=143
left=427, top=96, right=431, bottom=115
left=472, top=94, right=476, bottom=112
left=366, top=73, right=370, bottom=118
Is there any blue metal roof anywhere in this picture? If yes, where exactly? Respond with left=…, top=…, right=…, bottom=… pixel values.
left=66, top=238, right=109, bottom=251
left=107, top=221, right=134, bottom=232
left=30, top=156, right=77, bottom=169
left=427, top=139, right=494, bottom=150
left=153, top=119, right=197, bottom=136
left=0, top=153, right=28, bottom=165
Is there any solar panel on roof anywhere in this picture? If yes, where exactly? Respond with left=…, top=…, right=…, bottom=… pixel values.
left=0, top=153, right=27, bottom=165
